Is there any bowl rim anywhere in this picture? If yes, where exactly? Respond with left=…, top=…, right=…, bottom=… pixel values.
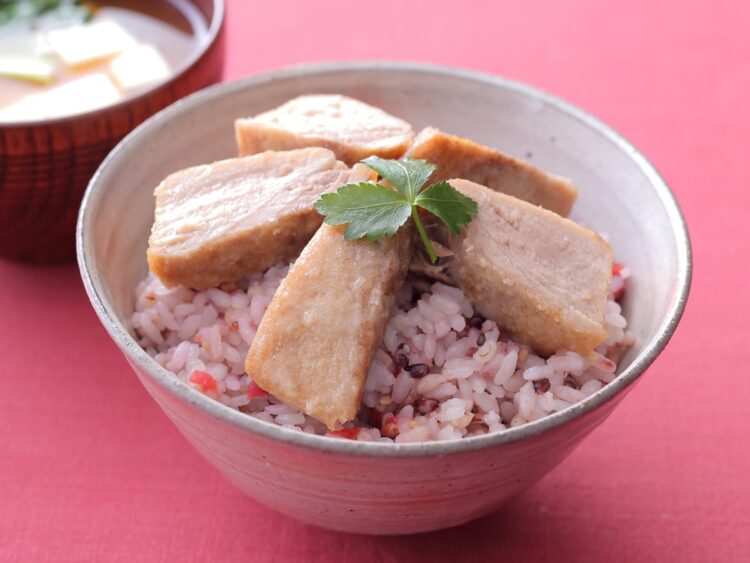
left=77, top=60, right=693, bottom=458
left=0, top=0, right=225, bottom=129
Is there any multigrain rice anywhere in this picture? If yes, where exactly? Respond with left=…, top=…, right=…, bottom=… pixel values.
left=132, top=263, right=633, bottom=442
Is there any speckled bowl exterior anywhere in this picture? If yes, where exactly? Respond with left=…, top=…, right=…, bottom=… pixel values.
left=77, top=62, right=692, bottom=535
left=0, top=0, right=225, bottom=263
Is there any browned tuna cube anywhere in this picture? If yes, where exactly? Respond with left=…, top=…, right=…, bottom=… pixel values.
left=235, top=94, right=414, bottom=166
left=447, top=179, right=612, bottom=357
left=405, top=127, right=579, bottom=216
left=147, top=148, right=349, bottom=289
left=245, top=224, right=413, bottom=428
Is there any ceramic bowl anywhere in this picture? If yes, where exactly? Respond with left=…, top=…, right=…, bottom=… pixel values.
left=0, top=0, right=225, bottom=263
left=77, top=62, right=691, bottom=535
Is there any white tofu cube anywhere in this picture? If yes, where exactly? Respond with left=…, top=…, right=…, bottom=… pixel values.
left=46, top=20, right=136, bottom=68
left=110, top=44, right=171, bottom=91
left=0, top=55, right=55, bottom=84
left=0, top=73, right=122, bottom=122
left=39, top=73, right=121, bottom=119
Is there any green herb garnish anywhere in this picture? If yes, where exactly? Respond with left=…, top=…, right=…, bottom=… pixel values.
left=314, top=157, right=478, bottom=263
left=0, top=0, right=92, bottom=28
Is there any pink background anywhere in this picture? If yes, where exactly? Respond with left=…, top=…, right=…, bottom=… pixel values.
left=1, top=0, right=747, bottom=561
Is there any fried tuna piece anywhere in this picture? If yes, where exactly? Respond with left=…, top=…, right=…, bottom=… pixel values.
left=235, top=94, right=414, bottom=166
left=245, top=225, right=413, bottom=428
left=147, top=148, right=349, bottom=289
left=404, top=127, right=579, bottom=216
left=447, top=179, right=612, bottom=357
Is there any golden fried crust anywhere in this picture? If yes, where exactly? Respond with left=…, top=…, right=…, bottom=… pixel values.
left=447, top=179, right=612, bottom=358
left=405, top=127, right=579, bottom=217
left=245, top=224, right=414, bottom=428
left=148, top=210, right=324, bottom=290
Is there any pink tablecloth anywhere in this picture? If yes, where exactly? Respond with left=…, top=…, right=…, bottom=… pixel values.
left=1, top=1, right=747, bottom=561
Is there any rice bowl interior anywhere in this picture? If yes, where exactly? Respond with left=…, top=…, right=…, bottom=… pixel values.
left=78, top=63, right=691, bottom=455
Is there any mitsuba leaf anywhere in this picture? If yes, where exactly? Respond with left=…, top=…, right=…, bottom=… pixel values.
left=314, top=158, right=478, bottom=263
left=314, top=183, right=412, bottom=241
left=361, top=156, right=436, bottom=201
left=415, top=181, right=478, bottom=235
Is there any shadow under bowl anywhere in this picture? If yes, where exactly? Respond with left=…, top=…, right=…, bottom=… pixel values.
left=0, top=0, right=225, bottom=263
left=77, top=61, right=692, bottom=535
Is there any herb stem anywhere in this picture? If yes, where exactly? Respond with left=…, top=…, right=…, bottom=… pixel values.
left=411, top=207, right=437, bottom=264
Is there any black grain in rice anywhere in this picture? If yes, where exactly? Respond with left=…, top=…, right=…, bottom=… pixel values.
left=407, top=363, right=430, bottom=378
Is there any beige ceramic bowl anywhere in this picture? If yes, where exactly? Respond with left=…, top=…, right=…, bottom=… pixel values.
left=77, top=62, right=691, bottom=535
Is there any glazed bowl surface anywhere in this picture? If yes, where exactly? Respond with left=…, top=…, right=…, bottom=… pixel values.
left=77, top=61, right=691, bottom=535
left=0, top=0, right=225, bottom=263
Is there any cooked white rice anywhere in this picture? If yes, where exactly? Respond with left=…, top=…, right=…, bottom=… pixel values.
left=132, top=263, right=632, bottom=442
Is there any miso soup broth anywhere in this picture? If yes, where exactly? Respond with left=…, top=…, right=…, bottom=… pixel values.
left=0, top=0, right=207, bottom=122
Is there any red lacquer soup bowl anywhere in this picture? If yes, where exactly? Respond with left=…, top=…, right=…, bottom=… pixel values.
left=0, top=0, right=225, bottom=262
